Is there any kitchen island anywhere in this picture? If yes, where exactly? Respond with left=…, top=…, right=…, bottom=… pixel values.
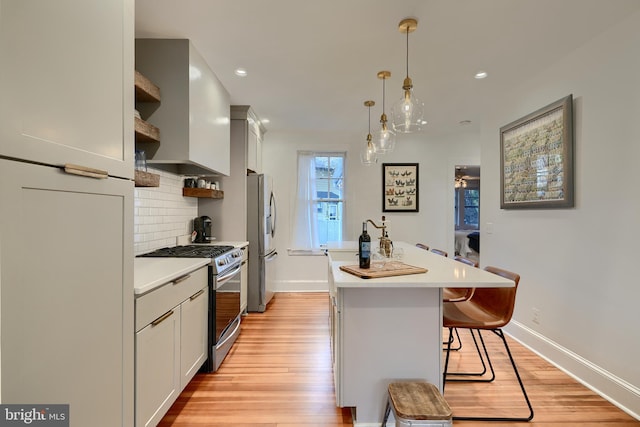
left=327, top=241, right=514, bottom=426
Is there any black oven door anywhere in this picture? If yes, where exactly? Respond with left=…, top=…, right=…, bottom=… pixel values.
left=214, top=264, right=242, bottom=344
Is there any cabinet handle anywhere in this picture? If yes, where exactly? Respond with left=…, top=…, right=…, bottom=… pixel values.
left=151, top=310, right=174, bottom=326
left=190, top=289, right=205, bottom=300
left=63, top=163, right=108, bottom=179
left=172, top=274, right=191, bottom=285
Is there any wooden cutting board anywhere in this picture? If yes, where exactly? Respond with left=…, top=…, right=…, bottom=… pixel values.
left=339, top=262, right=427, bottom=279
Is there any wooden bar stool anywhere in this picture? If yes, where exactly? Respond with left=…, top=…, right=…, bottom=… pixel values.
left=381, top=381, right=452, bottom=427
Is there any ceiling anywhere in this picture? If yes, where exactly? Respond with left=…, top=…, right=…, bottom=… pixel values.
left=135, top=0, right=639, bottom=137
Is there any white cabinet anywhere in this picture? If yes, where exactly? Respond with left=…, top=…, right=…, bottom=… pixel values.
left=247, top=118, right=264, bottom=173
left=232, top=105, right=266, bottom=174
left=135, top=266, right=208, bottom=427
left=0, top=0, right=134, bottom=179
left=135, top=39, right=231, bottom=176
left=136, top=307, right=181, bottom=427
left=180, top=287, right=208, bottom=389
left=0, top=159, right=134, bottom=427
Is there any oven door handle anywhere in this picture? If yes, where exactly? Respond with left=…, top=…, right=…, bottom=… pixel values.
left=216, top=316, right=241, bottom=350
left=216, top=265, right=242, bottom=286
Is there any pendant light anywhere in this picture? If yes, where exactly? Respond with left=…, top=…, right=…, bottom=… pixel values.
left=360, top=100, right=378, bottom=166
left=391, top=18, right=425, bottom=133
left=374, top=71, right=396, bottom=153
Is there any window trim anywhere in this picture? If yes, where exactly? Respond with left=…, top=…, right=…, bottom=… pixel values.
left=293, top=151, right=347, bottom=251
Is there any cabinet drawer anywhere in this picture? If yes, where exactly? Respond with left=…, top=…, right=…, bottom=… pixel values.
left=136, top=266, right=208, bottom=331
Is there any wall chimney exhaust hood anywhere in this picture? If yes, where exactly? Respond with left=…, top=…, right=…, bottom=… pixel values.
left=135, top=39, right=231, bottom=177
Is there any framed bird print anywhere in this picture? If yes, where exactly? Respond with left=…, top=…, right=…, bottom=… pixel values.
left=382, top=163, right=419, bottom=212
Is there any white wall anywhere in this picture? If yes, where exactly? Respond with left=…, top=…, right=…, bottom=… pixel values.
left=261, top=128, right=480, bottom=291
left=480, top=10, right=640, bottom=418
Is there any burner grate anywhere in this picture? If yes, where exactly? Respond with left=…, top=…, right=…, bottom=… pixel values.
left=139, top=245, right=235, bottom=258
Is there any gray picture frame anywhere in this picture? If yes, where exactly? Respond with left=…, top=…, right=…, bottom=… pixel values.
left=383, top=163, right=419, bottom=212
left=500, top=94, right=574, bottom=209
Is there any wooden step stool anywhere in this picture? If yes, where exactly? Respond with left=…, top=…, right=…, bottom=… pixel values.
left=381, top=381, right=452, bottom=427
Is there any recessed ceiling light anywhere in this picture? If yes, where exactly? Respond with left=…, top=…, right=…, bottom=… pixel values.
left=474, top=71, right=487, bottom=79
left=234, top=68, right=247, bottom=77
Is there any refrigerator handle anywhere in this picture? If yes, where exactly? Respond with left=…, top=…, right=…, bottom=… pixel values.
left=265, top=251, right=278, bottom=262
left=269, top=191, right=276, bottom=237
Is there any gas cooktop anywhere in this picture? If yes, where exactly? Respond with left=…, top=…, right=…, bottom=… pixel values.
left=139, top=245, right=235, bottom=259
left=138, top=244, right=243, bottom=275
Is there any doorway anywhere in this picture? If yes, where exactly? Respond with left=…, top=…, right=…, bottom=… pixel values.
left=454, top=165, right=480, bottom=261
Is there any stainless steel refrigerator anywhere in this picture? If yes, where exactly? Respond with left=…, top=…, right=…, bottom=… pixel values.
left=247, top=174, right=277, bottom=312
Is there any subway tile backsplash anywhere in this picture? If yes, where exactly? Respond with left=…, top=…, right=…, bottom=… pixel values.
left=134, top=167, right=197, bottom=255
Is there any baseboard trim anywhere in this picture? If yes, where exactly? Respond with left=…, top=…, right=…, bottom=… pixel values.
left=273, top=280, right=328, bottom=293
left=505, top=320, right=640, bottom=420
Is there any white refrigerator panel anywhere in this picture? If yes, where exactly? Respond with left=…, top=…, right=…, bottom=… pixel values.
left=0, top=158, right=134, bottom=426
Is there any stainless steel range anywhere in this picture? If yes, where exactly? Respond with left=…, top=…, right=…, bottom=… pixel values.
left=139, top=244, right=244, bottom=372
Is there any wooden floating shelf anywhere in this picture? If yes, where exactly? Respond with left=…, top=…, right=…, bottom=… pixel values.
left=134, top=117, right=160, bottom=143
left=134, top=70, right=161, bottom=103
left=134, top=170, right=160, bottom=187
left=182, top=188, right=224, bottom=199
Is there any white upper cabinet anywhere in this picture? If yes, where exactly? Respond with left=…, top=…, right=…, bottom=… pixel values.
left=231, top=105, right=265, bottom=174
left=0, top=0, right=134, bottom=179
left=135, top=39, right=231, bottom=176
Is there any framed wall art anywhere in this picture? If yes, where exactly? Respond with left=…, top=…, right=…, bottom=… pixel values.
left=500, top=94, right=574, bottom=209
left=383, top=163, right=419, bottom=212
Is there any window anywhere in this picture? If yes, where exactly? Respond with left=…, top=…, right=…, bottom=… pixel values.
left=314, top=154, right=344, bottom=245
left=291, top=152, right=345, bottom=251
left=455, top=187, right=479, bottom=230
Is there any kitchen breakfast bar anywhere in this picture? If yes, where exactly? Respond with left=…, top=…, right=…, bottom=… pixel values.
left=327, top=241, right=514, bottom=426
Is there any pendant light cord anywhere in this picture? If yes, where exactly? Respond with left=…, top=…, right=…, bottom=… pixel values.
left=382, top=77, right=386, bottom=114
left=405, top=26, right=410, bottom=79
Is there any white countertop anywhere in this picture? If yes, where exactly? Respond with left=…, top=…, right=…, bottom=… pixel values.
left=134, top=258, right=210, bottom=296
left=328, top=241, right=514, bottom=289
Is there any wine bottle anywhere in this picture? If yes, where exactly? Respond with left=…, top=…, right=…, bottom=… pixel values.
left=359, top=222, right=371, bottom=269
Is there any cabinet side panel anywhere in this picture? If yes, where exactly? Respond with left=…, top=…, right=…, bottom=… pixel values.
left=188, top=42, right=231, bottom=175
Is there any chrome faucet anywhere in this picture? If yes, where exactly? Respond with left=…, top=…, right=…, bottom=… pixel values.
left=366, top=216, right=393, bottom=257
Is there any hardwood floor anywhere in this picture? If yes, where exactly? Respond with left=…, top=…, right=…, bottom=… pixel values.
left=158, top=292, right=638, bottom=426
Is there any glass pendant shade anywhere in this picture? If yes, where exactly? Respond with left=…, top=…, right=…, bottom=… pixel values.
left=391, top=85, right=425, bottom=133
left=361, top=100, right=378, bottom=165
left=373, top=71, right=395, bottom=154
left=374, top=121, right=396, bottom=153
left=392, top=18, right=425, bottom=133
left=360, top=135, right=377, bottom=165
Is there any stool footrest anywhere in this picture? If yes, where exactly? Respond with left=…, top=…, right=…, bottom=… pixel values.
left=388, top=381, right=452, bottom=421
